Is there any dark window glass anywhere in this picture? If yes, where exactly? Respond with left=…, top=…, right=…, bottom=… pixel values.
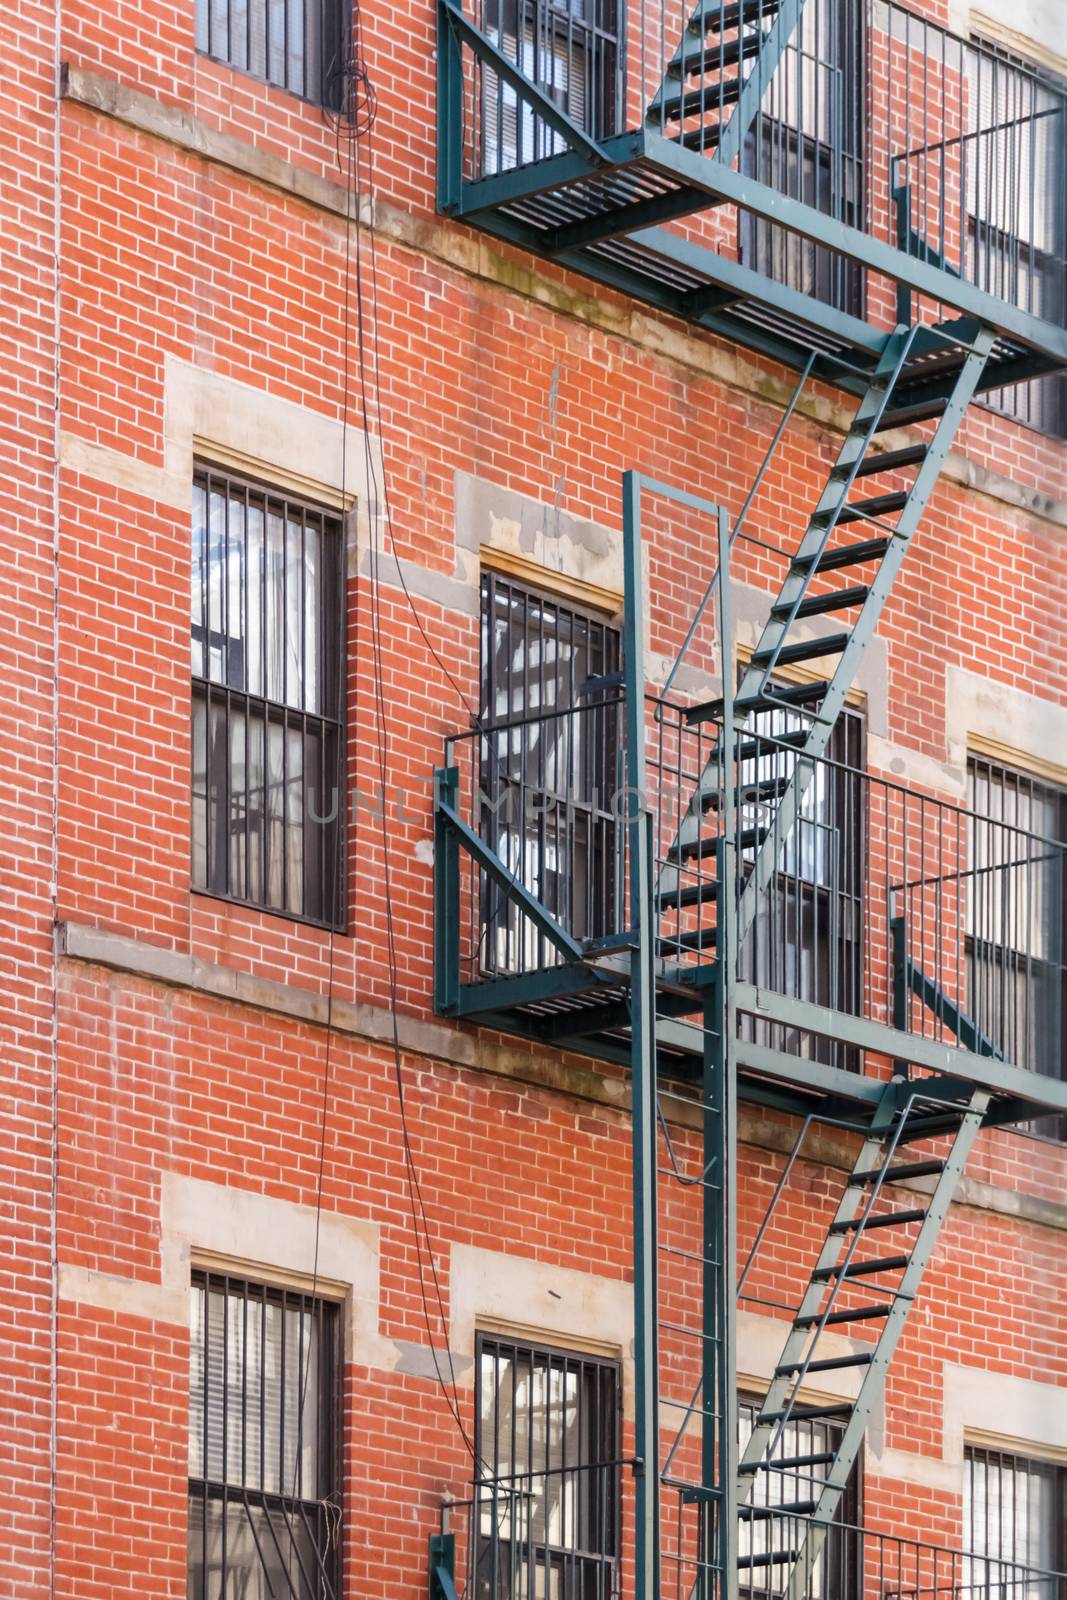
left=738, top=1396, right=861, bottom=1600
left=194, top=0, right=348, bottom=111
left=478, top=0, right=623, bottom=174
left=968, top=40, right=1067, bottom=440
left=964, top=1446, right=1067, bottom=1598
left=191, top=466, right=345, bottom=929
left=739, top=698, right=867, bottom=1071
left=740, top=0, right=866, bottom=314
left=188, top=1272, right=341, bottom=1600
left=479, top=572, right=622, bottom=974
left=967, top=755, right=1067, bottom=1140
left=474, top=1332, right=620, bottom=1600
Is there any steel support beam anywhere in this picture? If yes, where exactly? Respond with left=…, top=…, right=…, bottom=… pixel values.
left=638, top=132, right=1067, bottom=365
left=623, top=471, right=660, bottom=1600
left=735, top=984, right=1067, bottom=1115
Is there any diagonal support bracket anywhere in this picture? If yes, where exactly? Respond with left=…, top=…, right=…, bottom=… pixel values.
left=439, top=0, right=608, bottom=164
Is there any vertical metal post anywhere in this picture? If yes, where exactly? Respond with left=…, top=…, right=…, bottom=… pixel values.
left=622, top=471, right=660, bottom=1600
left=436, top=0, right=464, bottom=213
left=435, top=765, right=461, bottom=1014
left=710, top=506, right=738, bottom=1600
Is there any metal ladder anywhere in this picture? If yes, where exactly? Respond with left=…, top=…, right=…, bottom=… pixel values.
left=657, top=319, right=996, bottom=944
left=646, top=0, right=806, bottom=169
left=736, top=1077, right=991, bottom=1598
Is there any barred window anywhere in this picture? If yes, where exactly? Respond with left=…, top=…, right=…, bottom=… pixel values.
left=474, top=1332, right=620, bottom=1599
left=967, top=754, right=1066, bottom=1138
left=964, top=1446, right=1066, bottom=1599
left=188, top=1271, right=341, bottom=1600
left=738, top=1397, right=861, bottom=1600
left=479, top=572, right=622, bottom=975
left=738, top=698, right=867, bottom=1071
left=191, top=466, right=345, bottom=929
left=195, top=0, right=348, bottom=111
left=479, top=0, right=623, bottom=175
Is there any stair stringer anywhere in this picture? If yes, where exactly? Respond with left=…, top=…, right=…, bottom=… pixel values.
left=777, top=1084, right=992, bottom=1600
left=730, top=324, right=995, bottom=952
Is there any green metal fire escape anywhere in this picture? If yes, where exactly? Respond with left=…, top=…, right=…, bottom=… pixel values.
left=431, top=3, right=1067, bottom=1597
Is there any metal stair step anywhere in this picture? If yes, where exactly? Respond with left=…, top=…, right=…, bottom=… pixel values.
left=702, top=0, right=782, bottom=33
left=738, top=1550, right=801, bottom=1570
left=672, top=824, right=765, bottom=862
left=657, top=880, right=719, bottom=912
left=812, top=1253, right=911, bottom=1281
left=739, top=1451, right=835, bottom=1475
left=759, top=1402, right=853, bottom=1425
left=668, top=122, right=727, bottom=152
left=702, top=774, right=792, bottom=810
left=772, top=585, right=869, bottom=620
left=833, top=490, right=909, bottom=527
left=658, top=923, right=718, bottom=953
left=670, top=29, right=762, bottom=88
left=795, top=1303, right=890, bottom=1328
left=829, top=1207, right=928, bottom=1234
left=897, top=1113, right=965, bottom=1143
left=739, top=1500, right=818, bottom=1520
left=734, top=679, right=830, bottom=715
left=853, top=1158, right=946, bottom=1185
left=776, top=1352, right=874, bottom=1376
left=872, top=394, right=949, bottom=432
left=752, top=632, right=851, bottom=669
left=794, top=536, right=890, bottom=574
left=848, top=443, right=928, bottom=478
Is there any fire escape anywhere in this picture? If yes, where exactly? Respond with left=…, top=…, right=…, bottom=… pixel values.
left=429, top=3, right=1067, bottom=1597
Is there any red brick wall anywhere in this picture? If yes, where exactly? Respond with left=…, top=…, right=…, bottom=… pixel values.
left=1, top=0, right=1063, bottom=1594
left=0, top=2, right=57, bottom=1593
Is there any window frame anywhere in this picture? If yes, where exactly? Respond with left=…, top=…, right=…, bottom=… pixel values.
left=478, top=570, right=624, bottom=975
left=968, top=35, right=1067, bottom=442
left=190, top=461, right=347, bottom=933
left=963, top=1442, right=1067, bottom=1595
left=187, top=1267, right=344, bottom=1600
left=740, top=0, right=867, bottom=316
left=965, top=750, right=1067, bottom=1142
left=478, top=0, right=625, bottom=176
left=740, top=693, right=868, bottom=1072
left=473, top=1328, right=622, bottom=1600
left=194, top=0, right=350, bottom=113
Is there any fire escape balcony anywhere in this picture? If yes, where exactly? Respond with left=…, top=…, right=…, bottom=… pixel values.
left=436, top=0, right=1067, bottom=402
left=433, top=681, right=1067, bottom=1129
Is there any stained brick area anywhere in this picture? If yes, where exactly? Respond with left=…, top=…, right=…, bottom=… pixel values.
left=0, top=0, right=1064, bottom=1595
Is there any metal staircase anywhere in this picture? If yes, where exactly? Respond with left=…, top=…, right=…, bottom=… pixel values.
left=737, top=1078, right=991, bottom=1598
left=658, top=318, right=996, bottom=945
left=647, top=0, right=801, bottom=169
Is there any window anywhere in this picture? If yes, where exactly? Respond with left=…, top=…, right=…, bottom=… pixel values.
left=188, top=1271, right=341, bottom=1600
left=474, top=1332, right=620, bottom=1600
left=740, top=699, right=867, bottom=1069
left=191, top=466, right=345, bottom=929
left=964, top=1445, right=1067, bottom=1599
left=739, top=1396, right=861, bottom=1600
left=740, top=0, right=866, bottom=313
left=479, top=0, right=622, bottom=175
left=967, top=755, right=1066, bottom=1139
left=968, top=40, right=1067, bottom=439
left=195, top=0, right=348, bottom=111
left=479, top=572, right=622, bottom=974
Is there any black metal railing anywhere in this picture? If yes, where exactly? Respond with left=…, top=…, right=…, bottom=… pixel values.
left=445, top=694, right=627, bottom=982
left=447, top=0, right=1067, bottom=363
left=441, top=694, right=1067, bottom=1093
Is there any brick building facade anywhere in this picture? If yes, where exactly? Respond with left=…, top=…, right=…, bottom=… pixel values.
left=2, top=0, right=1067, bottom=1595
